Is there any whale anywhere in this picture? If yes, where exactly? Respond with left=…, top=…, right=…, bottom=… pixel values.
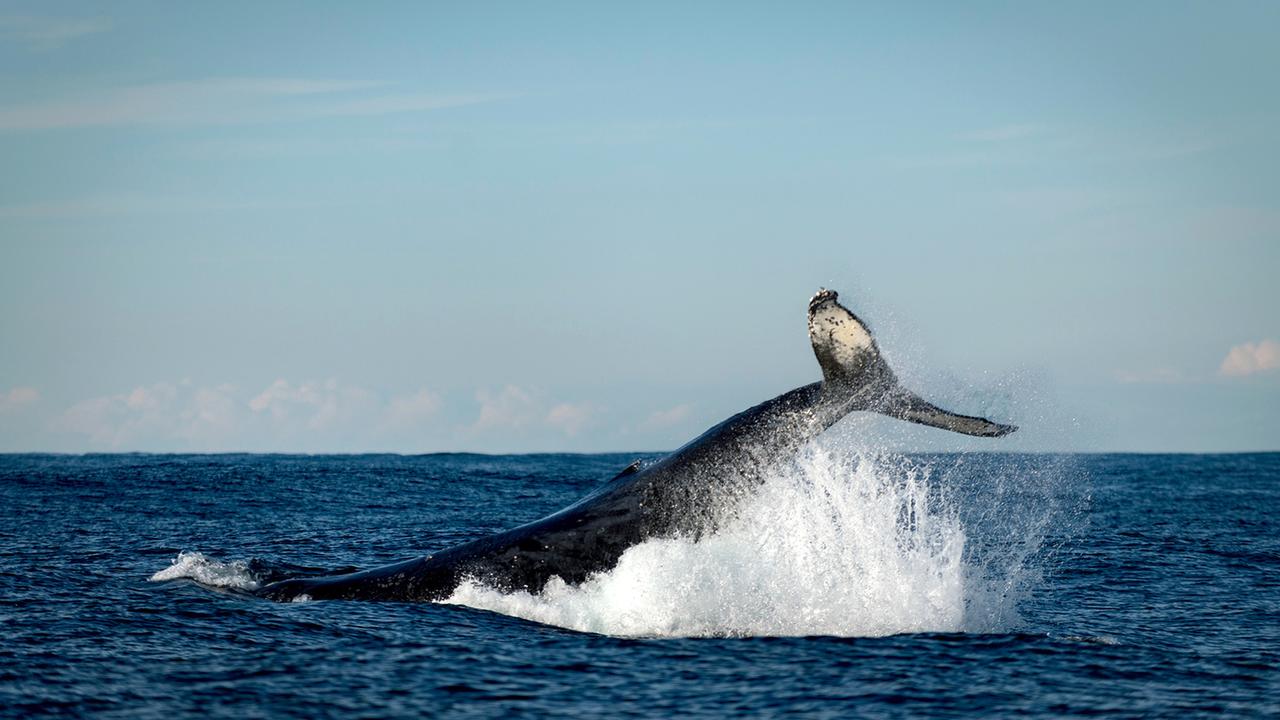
left=253, top=289, right=1015, bottom=602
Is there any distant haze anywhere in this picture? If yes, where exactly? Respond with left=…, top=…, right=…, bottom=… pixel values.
left=1, top=3, right=1277, bottom=453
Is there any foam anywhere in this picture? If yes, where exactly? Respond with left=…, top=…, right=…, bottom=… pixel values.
left=149, top=551, right=261, bottom=591
left=445, top=444, right=1036, bottom=637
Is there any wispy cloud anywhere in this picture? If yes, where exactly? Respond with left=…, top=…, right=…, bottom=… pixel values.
left=1188, top=207, right=1280, bottom=243
left=956, top=124, right=1045, bottom=143
left=54, top=382, right=188, bottom=447
left=639, top=403, right=692, bottom=431
left=248, top=378, right=375, bottom=431
left=902, top=124, right=1231, bottom=172
left=0, top=77, right=509, bottom=131
left=52, top=379, right=434, bottom=449
left=54, top=382, right=248, bottom=448
left=546, top=402, right=597, bottom=436
left=182, top=384, right=240, bottom=441
left=1114, top=367, right=1188, bottom=384
left=472, top=386, right=603, bottom=437
left=894, top=124, right=1053, bottom=170
left=0, top=386, right=39, bottom=413
left=45, top=380, right=610, bottom=450
left=0, top=15, right=111, bottom=48
left=382, top=389, right=442, bottom=430
left=473, top=385, right=539, bottom=431
left=1219, top=340, right=1280, bottom=377
left=0, top=192, right=321, bottom=220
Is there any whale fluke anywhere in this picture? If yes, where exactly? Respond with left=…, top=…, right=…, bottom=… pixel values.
left=877, top=387, right=1017, bottom=437
left=807, top=288, right=1016, bottom=438
left=808, top=288, right=885, bottom=386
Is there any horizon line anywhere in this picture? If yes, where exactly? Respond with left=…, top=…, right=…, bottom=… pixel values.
left=2, top=449, right=1277, bottom=457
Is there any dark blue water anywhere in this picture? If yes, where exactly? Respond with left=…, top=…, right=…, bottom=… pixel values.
left=1, top=452, right=1276, bottom=717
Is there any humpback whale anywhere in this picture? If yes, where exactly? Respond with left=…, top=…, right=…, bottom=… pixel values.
left=254, top=289, right=1015, bottom=603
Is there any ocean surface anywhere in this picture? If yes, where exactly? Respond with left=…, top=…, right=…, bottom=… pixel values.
left=1, top=449, right=1276, bottom=717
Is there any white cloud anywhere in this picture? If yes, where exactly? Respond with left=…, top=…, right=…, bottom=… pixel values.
left=248, top=378, right=373, bottom=430
left=0, top=386, right=39, bottom=413
left=472, top=386, right=601, bottom=437
left=382, top=388, right=442, bottom=430
left=51, top=379, right=437, bottom=450
left=0, top=15, right=111, bottom=48
left=53, top=379, right=383, bottom=449
left=546, top=402, right=596, bottom=436
left=250, top=379, right=306, bottom=415
left=473, top=385, right=539, bottom=431
left=640, top=403, right=692, bottom=431
left=178, top=384, right=240, bottom=441
left=53, top=396, right=118, bottom=445
left=1219, top=340, right=1280, bottom=377
left=54, top=382, right=183, bottom=447
left=48, top=380, right=608, bottom=450
left=0, top=78, right=508, bottom=131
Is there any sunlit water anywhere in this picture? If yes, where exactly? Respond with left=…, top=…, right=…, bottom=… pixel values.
left=2, top=451, right=1276, bottom=717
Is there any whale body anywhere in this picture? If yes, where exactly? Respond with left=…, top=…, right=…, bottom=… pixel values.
left=254, top=289, right=1015, bottom=602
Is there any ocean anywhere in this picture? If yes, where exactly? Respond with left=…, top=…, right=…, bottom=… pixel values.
left=0, top=450, right=1275, bottom=717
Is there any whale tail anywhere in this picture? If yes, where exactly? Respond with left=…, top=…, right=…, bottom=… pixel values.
left=807, top=289, right=1016, bottom=438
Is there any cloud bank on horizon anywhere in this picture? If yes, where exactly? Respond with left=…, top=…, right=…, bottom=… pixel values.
left=0, top=379, right=694, bottom=453
left=1, top=2, right=1277, bottom=453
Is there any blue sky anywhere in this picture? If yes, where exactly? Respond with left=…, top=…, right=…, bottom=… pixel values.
left=1, top=1, right=1277, bottom=453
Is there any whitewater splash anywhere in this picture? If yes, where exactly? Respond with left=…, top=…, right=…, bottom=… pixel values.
left=150, top=551, right=262, bottom=592
left=445, top=444, right=1041, bottom=638
left=151, top=445, right=1059, bottom=638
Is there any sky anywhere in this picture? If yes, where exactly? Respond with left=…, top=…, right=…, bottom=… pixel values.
left=1, top=1, right=1277, bottom=453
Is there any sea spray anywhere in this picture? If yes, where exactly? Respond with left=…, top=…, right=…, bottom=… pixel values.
left=150, top=550, right=262, bottom=591
left=445, top=443, right=1045, bottom=637
left=147, top=447, right=1062, bottom=636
